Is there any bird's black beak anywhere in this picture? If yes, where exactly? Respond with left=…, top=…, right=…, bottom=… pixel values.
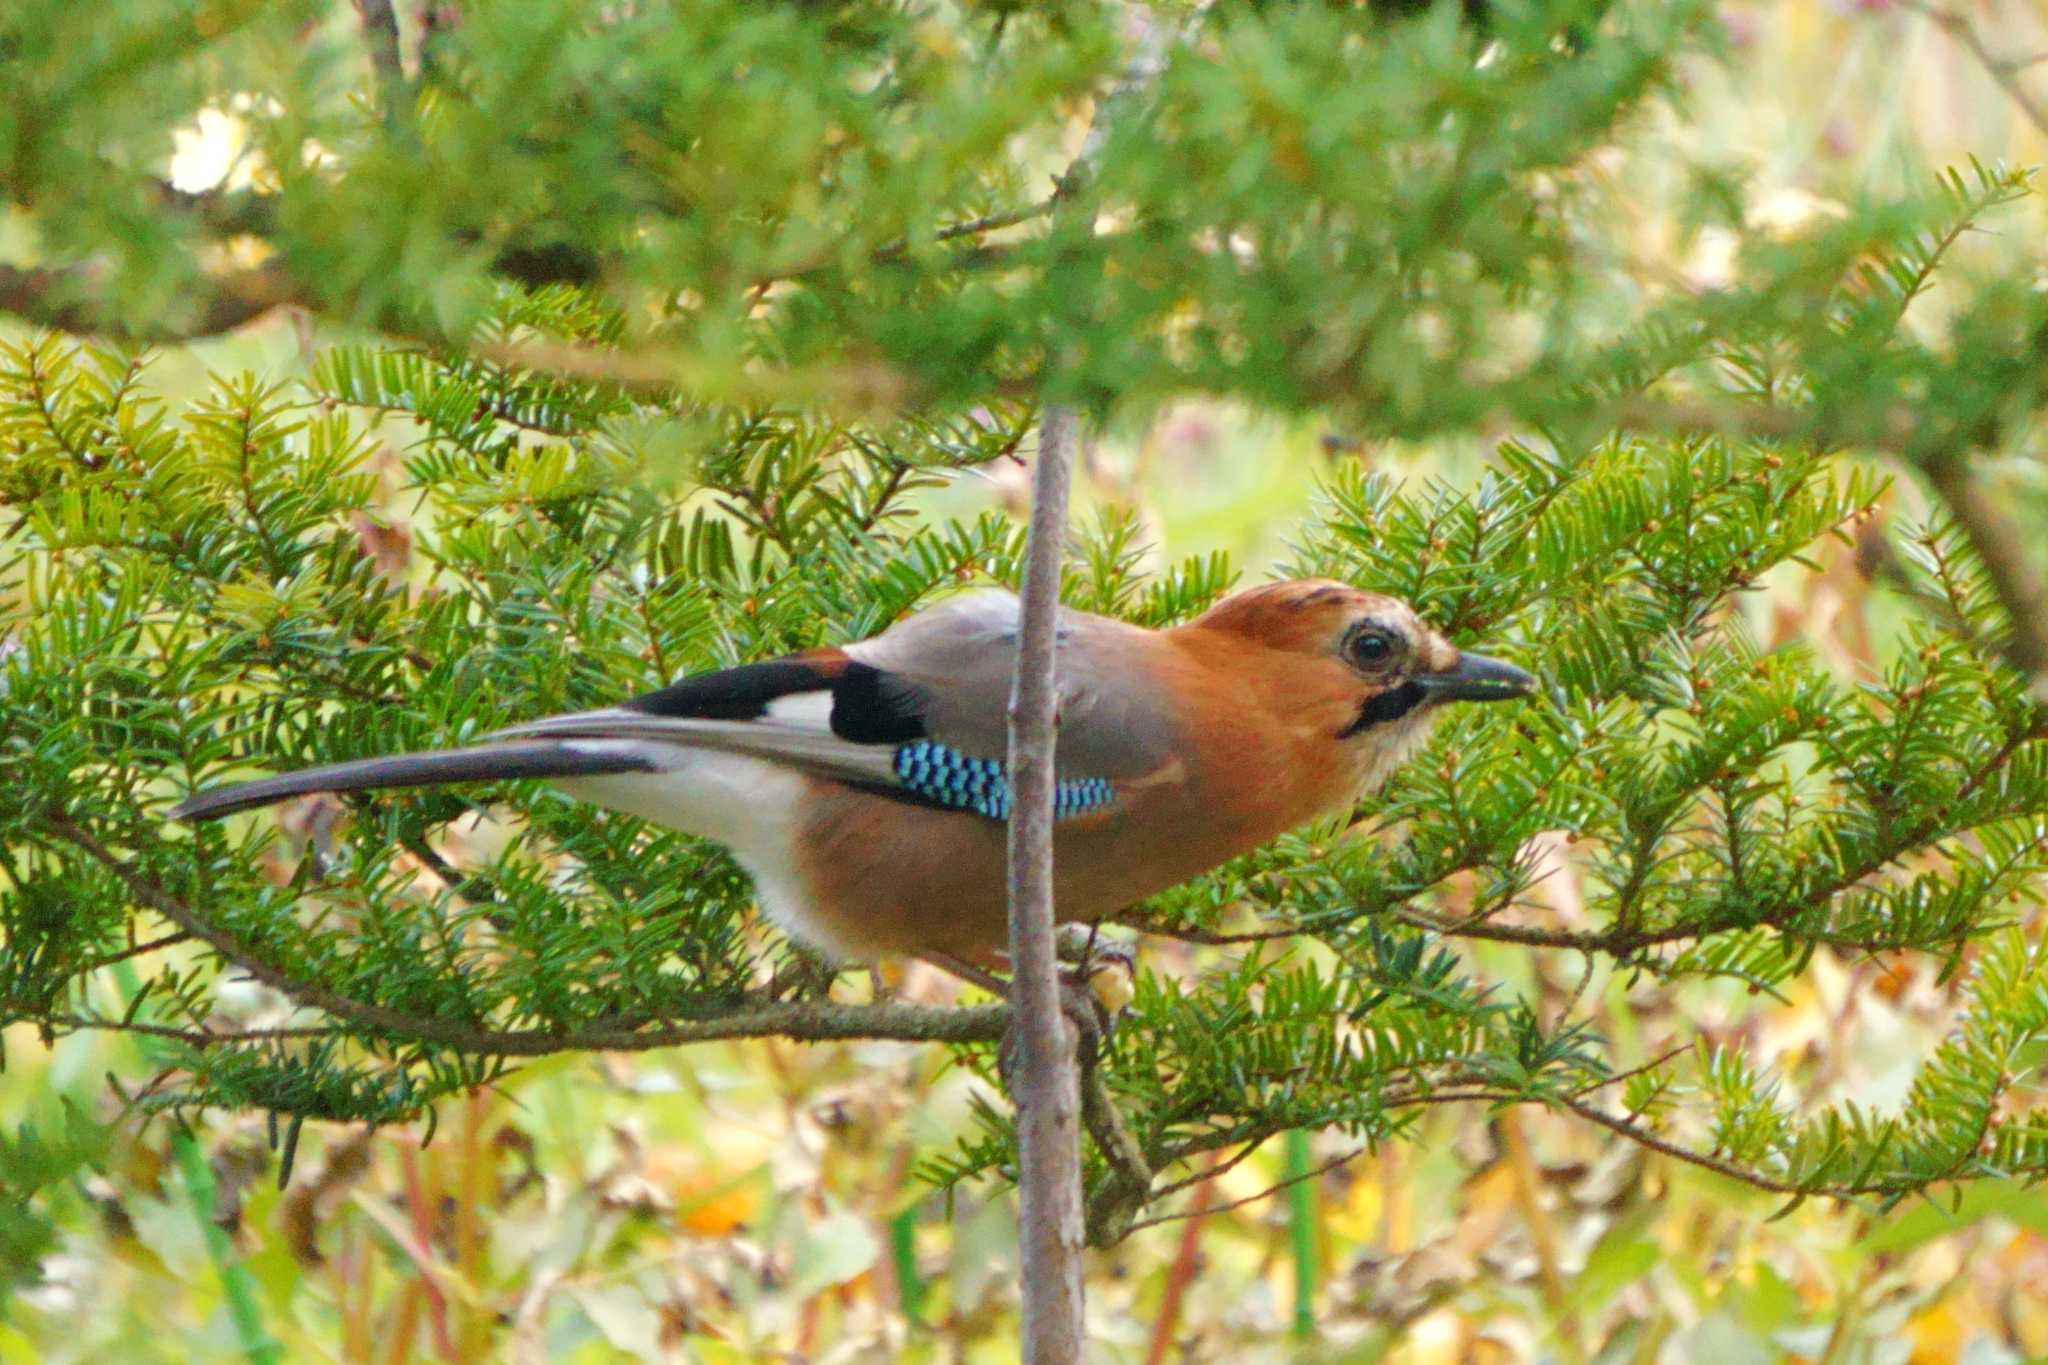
left=1417, top=651, right=1537, bottom=703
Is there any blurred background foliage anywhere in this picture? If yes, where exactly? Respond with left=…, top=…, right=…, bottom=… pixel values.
left=8, top=0, right=2048, bottom=1361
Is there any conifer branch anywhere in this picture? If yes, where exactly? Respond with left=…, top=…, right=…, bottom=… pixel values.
left=43, top=816, right=1009, bottom=1055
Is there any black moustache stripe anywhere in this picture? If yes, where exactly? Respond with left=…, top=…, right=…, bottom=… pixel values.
left=1338, top=680, right=1428, bottom=739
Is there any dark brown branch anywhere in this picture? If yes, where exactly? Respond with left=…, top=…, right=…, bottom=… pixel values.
left=1550, top=1094, right=1809, bottom=1194
left=1124, top=1140, right=1375, bottom=1235
left=45, top=816, right=1008, bottom=1056
left=1142, top=1132, right=1268, bottom=1206
left=1922, top=455, right=2048, bottom=698
left=78, top=931, right=194, bottom=972
left=46, top=1017, right=340, bottom=1047
left=0, top=263, right=302, bottom=341
left=1110, top=910, right=1315, bottom=944
left=1126, top=1083, right=1920, bottom=1237
left=353, top=0, right=407, bottom=113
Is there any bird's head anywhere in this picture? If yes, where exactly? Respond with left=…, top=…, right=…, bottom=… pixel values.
left=1186, top=578, right=1535, bottom=784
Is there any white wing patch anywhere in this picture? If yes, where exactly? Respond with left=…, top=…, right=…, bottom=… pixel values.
left=762, top=690, right=836, bottom=730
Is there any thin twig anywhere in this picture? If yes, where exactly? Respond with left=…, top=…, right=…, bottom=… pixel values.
left=1143, top=1134, right=1270, bottom=1205
left=45, top=1017, right=339, bottom=1047
left=1901, top=1, right=2048, bottom=138
left=1110, top=910, right=1317, bottom=944
left=1124, top=1142, right=1372, bottom=1235
left=79, top=931, right=194, bottom=971
left=1550, top=1094, right=1804, bottom=1194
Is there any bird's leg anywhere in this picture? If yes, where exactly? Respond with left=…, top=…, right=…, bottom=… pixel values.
left=920, top=948, right=1114, bottom=1080
left=917, top=950, right=1010, bottom=998
left=925, top=937, right=1130, bottom=1050
left=766, top=945, right=841, bottom=1000
left=1054, top=922, right=1098, bottom=965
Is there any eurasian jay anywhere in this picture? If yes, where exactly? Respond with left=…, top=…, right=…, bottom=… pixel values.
left=173, top=579, right=1535, bottom=962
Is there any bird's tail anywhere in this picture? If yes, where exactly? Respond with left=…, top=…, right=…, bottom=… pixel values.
left=169, top=740, right=659, bottom=822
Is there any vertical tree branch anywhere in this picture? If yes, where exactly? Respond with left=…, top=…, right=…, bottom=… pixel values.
left=1006, top=402, right=1087, bottom=1361
left=1005, top=9, right=1176, bottom=1356
left=354, top=0, right=406, bottom=114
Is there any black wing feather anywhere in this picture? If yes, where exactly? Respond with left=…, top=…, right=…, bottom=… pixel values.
left=625, top=659, right=844, bottom=721
left=625, top=653, right=928, bottom=744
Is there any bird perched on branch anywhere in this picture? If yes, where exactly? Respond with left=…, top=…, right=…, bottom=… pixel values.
left=174, top=580, right=1534, bottom=963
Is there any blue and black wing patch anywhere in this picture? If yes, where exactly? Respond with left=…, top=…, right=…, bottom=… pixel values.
left=891, top=740, right=1116, bottom=821
left=625, top=650, right=1115, bottom=822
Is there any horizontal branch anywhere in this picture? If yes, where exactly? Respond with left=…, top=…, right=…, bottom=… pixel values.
left=0, top=263, right=302, bottom=340
left=45, top=815, right=1008, bottom=1056
left=42, top=1016, right=341, bottom=1048
left=1109, top=910, right=1316, bottom=945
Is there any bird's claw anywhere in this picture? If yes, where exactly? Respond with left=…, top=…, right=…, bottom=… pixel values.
left=995, top=933, right=1133, bottom=1086
left=998, top=976, right=1109, bottom=1091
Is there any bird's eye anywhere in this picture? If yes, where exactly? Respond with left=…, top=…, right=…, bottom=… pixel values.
left=1347, top=628, right=1398, bottom=669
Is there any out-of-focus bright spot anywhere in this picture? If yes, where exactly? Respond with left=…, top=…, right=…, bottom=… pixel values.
left=1749, top=186, right=1849, bottom=238
left=1684, top=225, right=1739, bottom=291
left=169, top=108, right=249, bottom=193
left=200, top=235, right=279, bottom=273
left=228, top=91, right=286, bottom=118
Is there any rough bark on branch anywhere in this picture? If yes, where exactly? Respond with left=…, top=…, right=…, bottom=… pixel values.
left=1005, top=10, right=1176, bottom=1355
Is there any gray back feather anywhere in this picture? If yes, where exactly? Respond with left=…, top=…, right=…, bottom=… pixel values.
left=844, top=590, right=1174, bottom=778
